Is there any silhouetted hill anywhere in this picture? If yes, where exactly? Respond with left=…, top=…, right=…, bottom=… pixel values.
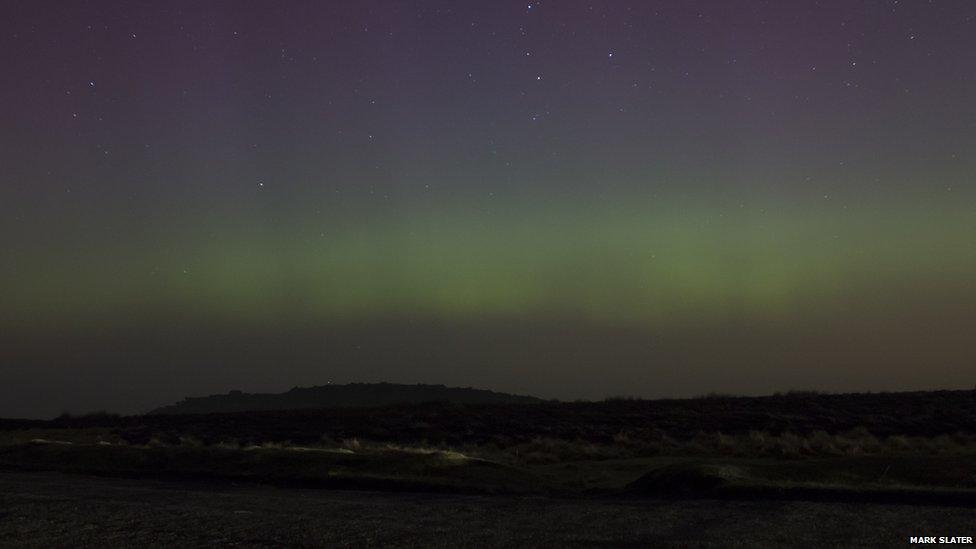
left=149, top=383, right=542, bottom=414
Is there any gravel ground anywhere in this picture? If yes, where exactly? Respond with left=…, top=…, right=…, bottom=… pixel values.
left=0, top=470, right=974, bottom=547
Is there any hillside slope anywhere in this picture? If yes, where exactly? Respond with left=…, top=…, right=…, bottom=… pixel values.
left=149, top=383, right=542, bottom=414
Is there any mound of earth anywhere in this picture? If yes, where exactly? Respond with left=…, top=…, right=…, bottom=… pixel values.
left=150, top=383, right=542, bottom=414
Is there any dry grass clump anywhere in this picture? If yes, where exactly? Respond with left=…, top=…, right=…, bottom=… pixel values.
left=320, top=429, right=976, bottom=464
left=507, top=437, right=625, bottom=464
left=489, top=429, right=976, bottom=462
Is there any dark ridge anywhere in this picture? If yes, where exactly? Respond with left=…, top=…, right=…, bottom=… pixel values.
left=4, top=388, right=972, bottom=448
left=148, top=382, right=542, bottom=415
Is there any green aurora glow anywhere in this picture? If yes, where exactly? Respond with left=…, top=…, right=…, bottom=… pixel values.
left=6, top=190, right=974, bottom=324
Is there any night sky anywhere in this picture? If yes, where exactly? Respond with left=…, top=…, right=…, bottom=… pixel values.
left=2, top=1, right=975, bottom=418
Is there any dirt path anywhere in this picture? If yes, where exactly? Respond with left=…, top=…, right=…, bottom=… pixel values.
left=0, top=470, right=973, bottom=547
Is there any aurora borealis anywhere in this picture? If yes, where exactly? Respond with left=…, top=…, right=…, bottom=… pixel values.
left=2, top=1, right=975, bottom=417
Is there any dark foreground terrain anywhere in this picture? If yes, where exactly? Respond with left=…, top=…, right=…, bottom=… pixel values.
left=2, top=470, right=974, bottom=547
left=2, top=389, right=975, bottom=546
